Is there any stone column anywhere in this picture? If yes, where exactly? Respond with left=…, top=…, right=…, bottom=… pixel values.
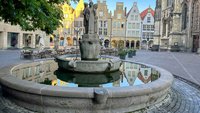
left=18, top=33, right=23, bottom=48
left=0, top=32, right=3, bottom=49
left=161, top=0, right=167, bottom=10
left=166, top=23, right=168, bottom=37
left=31, top=34, right=36, bottom=48
left=198, top=40, right=200, bottom=54
left=169, top=0, right=182, bottom=46
left=188, top=1, right=194, bottom=51
left=134, top=41, right=136, bottom=48
left=2, top=31, right=7, bottom=49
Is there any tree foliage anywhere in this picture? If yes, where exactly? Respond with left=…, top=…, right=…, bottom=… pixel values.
left=0, top=0, right=78, bottom=34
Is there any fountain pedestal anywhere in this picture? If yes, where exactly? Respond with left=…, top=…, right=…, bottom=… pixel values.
left=80, top=34, right=101, bottom=60
left=55, top=1, right=122, bottom=73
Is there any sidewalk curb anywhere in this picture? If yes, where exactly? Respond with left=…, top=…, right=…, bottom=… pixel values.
left=173, top=75, right=200, bottom=90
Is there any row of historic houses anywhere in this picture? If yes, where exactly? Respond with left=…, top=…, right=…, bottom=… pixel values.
left=96, top=0, right=155, bottom=49
left=56, top=0, right=155, bottom=49
left=154, top=0, right=200, bottom=53
left=0, top=0, right=155, bottom=50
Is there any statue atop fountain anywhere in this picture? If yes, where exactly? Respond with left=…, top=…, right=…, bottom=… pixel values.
left=80, top=0, right=100, bottom=60
left=55, top=0, right=121, bottom=73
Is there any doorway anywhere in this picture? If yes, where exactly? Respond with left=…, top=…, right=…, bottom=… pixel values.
left=7, top=32, right=18, bottom=48
left=192, top=35, right=199, bottom=52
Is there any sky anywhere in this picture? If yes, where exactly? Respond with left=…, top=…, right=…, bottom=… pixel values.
left=71, top=0, right=156, bottom=14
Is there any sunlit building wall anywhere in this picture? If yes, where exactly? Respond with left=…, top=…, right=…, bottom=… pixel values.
left=141, top=7, right=155, bottom=49
left=126, top=2, right=142, bottom=49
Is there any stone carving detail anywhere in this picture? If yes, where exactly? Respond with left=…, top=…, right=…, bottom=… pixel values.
left=80, top=0, right=100, bottom=60
left=83, top=0, right=98, bottom=34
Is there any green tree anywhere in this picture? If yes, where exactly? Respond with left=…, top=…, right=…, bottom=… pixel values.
left=0, top=0, right=78, bottom=34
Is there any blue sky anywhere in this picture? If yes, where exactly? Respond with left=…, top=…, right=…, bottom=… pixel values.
left=71, top=0, right=156, bottom=14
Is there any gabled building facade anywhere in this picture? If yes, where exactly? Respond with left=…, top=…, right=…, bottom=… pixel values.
left=126, top=2, right=142, bottom=49
left=140, top=7, right=155, bottom=49
left=97, top=0, right=112, bottom=48
left=111, top=2, right=126, bottom=48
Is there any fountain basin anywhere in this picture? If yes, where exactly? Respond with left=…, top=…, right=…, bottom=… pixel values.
left=0, top=60, right=174, bottom=113
left=55, top=54, right=122, bottom=73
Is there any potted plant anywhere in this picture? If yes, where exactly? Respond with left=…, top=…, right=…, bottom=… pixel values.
left=127, top=49, right=136, bottom=58
left=132, top=49, right=136, bottom=56
left=118, top=49, right=127, bottom=60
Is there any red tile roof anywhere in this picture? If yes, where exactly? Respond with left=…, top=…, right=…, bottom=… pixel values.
left=137, top=72, right=151, bottom=84
left=140, top=8, right=155, bottom=20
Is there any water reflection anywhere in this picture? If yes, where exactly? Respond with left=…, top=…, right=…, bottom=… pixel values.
left=12, top=61, right=160, bottom=88
left=52, top=70, right=121, bottom=87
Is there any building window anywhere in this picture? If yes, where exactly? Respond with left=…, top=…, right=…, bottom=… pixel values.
left=117, top=22, right=121, bottom=28
left=151, top=25, right=154, bottom=31
left=135, top=15, right=138, bottom=21
left=100, top=21, right=103, bottom=27
left=147, top=17, right=151, bottom=23
left=132, top=31, right=135, bottom=36
left=132, top=23, right=135, bottom=29
left=143, top=25, right=147, bottom=30
left=117, top=14, right=121, bottom=19
left=144, top=70, right=148, bottom=76
left=147, top=25, right=150, bottom=31
left=142, top=33, right=145, bottom=39
left=67, top=28, right=71, bottom=34
left=182, top=3, right=188, bottom=30
left=113, top=22, right=116, bottom=28
left=136, top=31, right=139, bottom=36
left=131, top=15, right=134, bottom=20
left=128, top=31, right=131, bottom=36
left=104, top=28, right=107, bottom=35
left=64, top=14, right=68, bottom=18
left=121, top=22, right=124, bottom=28
left=128, top=23, right=131, bottom=29
left=99, top=28, right=102, bottom=35
left=104, top=21, right=107, bottom=27
left=136, top=23, right=140, bottom=29
left=150, top=33, right=154, bottom=38
left=167, top=0, right=172, bottom=7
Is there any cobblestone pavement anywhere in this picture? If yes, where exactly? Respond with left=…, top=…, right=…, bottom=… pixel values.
left=0, top=50, right=200, bottom=113
left=128, top=50, right=200, bottom=86
left=147, top=78, right=200, bottom=113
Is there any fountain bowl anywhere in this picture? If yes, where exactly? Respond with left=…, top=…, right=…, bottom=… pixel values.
left=0, top=59, right=174, bottom=113
left=55, top=54, right=122, bottom=73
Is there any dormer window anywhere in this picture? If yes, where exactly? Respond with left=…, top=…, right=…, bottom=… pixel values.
left=147, top=17, right=151, bottom=23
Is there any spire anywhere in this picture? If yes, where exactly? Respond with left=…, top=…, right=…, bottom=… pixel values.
left=148, top=5, right=151, bottom=13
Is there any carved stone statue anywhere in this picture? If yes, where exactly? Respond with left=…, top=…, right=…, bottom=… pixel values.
left=93, top=4, right=98, bottom=34
left=83, top=3, right=90, bottom=34
left=80, top=0, right=100, bottom=60
left=83, top=0, right=98, bottom=34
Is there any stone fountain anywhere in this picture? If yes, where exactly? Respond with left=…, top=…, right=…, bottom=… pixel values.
left=55, top=1, right=121, bottom=73
left=0, top=1, right=174, bottom=113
